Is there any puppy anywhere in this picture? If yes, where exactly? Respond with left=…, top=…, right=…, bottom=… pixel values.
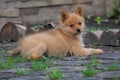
left=8, top=7, right=103, bottom=60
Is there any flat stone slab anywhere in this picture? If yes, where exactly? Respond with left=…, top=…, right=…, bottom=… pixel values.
left=62, top=56, right=87, bottom=61
left=53, top=60, right=88, bottom=66
left=9, top=76, right=45, bottom=80
left=96, top=52, right=120, bottom=60
left=49, top=66, right=86, bottom=73
left=15, top=62, right=33, bottom=68
left=0, top=68, right=32, bottom=79
left=62, top=77, right=100, bottom=80
left=96, top=71, right=120, bottom=79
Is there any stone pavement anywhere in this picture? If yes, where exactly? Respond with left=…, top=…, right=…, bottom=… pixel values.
left=0, top=42, right=120, bottom=80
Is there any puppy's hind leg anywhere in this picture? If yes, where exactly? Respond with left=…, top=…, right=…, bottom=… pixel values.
left=27, top=43, right=47, bottom=60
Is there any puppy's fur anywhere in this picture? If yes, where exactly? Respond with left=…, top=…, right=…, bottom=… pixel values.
left=8, top=7, right=103, bottom=60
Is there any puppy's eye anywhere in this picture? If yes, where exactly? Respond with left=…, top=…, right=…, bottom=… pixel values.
left=78, top=22, right=81, bottom=25
left=69, top=24, right=74, bottom=27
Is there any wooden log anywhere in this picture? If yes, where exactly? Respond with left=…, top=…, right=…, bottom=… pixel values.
left=117, top=29, right=120, bottom=44
left=0, top=22, right=19, bottom=42
left=15, top=24, right=27, bottom=37
left=99, top=29, right=119, bottom=46
left=117, top=30, right=120, bottom=39
left=0, top=22, right=56, bottom=42
left=84, top=31, right=102, bottom=45
left=0, top=22, right=27, bottom=42
left=84, top=29, right=120, bottom=46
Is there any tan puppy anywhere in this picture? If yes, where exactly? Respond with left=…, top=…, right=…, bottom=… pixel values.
left=8, top=7, right=103, bottom=60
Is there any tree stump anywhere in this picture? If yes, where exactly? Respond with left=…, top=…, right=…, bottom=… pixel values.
left=117, top=29, right=120, bottom=44
left=0, top=22, right=56, bottom=43
left=84, top=29, right=120, bottom=46
left=15, top=24, right=27, bottom=37
left=99, top=29, right=119, bottom=46
left=84, top=31, right=102, bottom=45
left=0, top=22, right=27, bottom=42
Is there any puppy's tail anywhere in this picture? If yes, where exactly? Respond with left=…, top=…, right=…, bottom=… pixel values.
left=8, top=47, right=20, bottom=56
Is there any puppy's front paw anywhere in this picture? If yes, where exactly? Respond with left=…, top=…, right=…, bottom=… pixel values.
left=95, top=49, right=104, bottom=54
left=90, top=48, right=104, bottom=54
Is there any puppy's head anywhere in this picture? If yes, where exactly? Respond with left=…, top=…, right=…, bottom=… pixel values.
left=60, top=7, right=85, bottom=36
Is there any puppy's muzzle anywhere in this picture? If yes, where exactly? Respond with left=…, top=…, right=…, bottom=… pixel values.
left=76, top=29, right=81, bottom=33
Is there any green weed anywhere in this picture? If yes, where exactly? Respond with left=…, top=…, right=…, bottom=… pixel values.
left=95, top=16, right=102, bottom=25
left=16, top=68, right=30, bottom=76
left=32, top=57, right=51, bottom=71
left=82, top=55, right=101, bottom=77
left=86, top=55, right=100, bottom=68
left=86, top=15, right=91, bottom=20
left=33, top=25, right=44, bottom=29
left=12, top=56, right=27, bottom=63
left=0, top=55, right=27, bottom=69
left=46, top=68, right=63, bottom=80
left=90, top=27, right=112, bottom=32
left=107, top=59, right=120, bottom=71
left=82, top=68, right=97, bottom=77
left=0, top=57, right=14, bottom=69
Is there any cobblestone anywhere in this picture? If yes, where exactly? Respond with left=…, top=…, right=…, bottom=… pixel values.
left=0, top=43, right=120, bottom=80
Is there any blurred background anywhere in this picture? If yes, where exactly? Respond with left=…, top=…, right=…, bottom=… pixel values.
left=0, top=0, right=116, bottom=27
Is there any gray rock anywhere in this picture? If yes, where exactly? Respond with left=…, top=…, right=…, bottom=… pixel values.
left=98, top=59, right=117, bottom=64
left=96, top=52, right=120, bottom=60
left=53, top=60, right=88, bottom=66
left=62, top=77, right=100, bottom=80
left=30, top=71, right=46, bottom=76
left=9, top=76, right=45, bottom=80
left=0, top=69, right=16, bottom=79
left=62, top=56, right=87, bottom=61
left=49, top=66, right=86, bottom=73
left=15, top=62, right=33, bottom=68
left=0, top=68, right=32, bottom=79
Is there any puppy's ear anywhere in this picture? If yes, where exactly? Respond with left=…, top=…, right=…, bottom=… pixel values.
left=61, top=10, right=69, bottom=22
left=75, top=6, right=83, bottom=16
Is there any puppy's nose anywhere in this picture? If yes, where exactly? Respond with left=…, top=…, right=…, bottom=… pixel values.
left=76, top=29, right=81, bottom=33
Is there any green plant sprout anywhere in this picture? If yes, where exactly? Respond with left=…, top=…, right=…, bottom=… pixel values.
left=82, top=55, right=101, bottom=77
left=107, top=59, right=120, bottom=71
left=16, top=68, right=30, bottom=76
left=32, top=57, right=51, bottom=71
left=0, top=51, right=26, bottom=69
left=86, top=55, right=100, bottom=68
left=82, top=68, right=97, bottom=77
left=0, top=56, right=14, bottom=69
left=46, top=68, right=63, bottom=80
left=33, top=25, right=44, bottom=29
left=90, top=26, right=113, bottom=32
left=95, top=16, right=102, bottom=25
left=86, top=15, right=91, bottom=20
